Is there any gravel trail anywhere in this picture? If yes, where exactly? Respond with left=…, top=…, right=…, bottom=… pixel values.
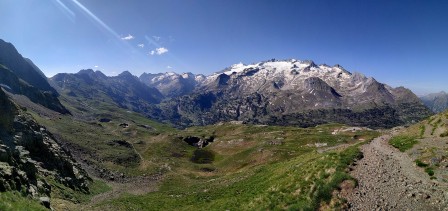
left=344, top=135, right=448, bottom=210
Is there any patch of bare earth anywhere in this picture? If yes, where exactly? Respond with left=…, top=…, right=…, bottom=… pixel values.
left=343, top=135, right=448, bottom=210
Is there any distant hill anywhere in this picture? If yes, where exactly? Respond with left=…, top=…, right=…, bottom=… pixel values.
left=50, top=69, right=163, bottom=113
left=420, top=91, right=448, bottom=113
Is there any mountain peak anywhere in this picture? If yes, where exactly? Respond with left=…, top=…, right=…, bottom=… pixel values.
left=117, top=71, right=137, bottom=81
left=119, top=70, right=133, bottom=76
left=77, top=69, right=95, bottom=75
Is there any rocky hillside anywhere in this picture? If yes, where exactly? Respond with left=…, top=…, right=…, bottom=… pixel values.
left=0, top=88, right=90, bottom=209
left=420, top=91, right=448, bottom=113
left=156, top=59, right=431, bottom=128
left=139, top=72, right=205, bottom=98
left=0, top=39, right=69, bottom=114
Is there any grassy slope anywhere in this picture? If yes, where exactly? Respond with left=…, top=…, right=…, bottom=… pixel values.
left=31, top=92, right=176, bottom=177
left=29, top=89, right=380, bottom=210
left=390, top=111, right=448, bottom=181
left=0, top=192, right=47, bottom=211
left=96, top=124, right=378, bottom=210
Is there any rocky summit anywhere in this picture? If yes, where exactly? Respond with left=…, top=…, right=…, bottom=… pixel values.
left=155, top=59, right=432, bottom=128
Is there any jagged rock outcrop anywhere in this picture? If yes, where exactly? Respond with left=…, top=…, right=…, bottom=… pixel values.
left=182, top=136, right=215, bottom=148
left=0, top=88, right=90, bottom=208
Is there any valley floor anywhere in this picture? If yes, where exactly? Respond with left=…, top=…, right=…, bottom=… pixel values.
left=344, top=134, right=448, bottom=210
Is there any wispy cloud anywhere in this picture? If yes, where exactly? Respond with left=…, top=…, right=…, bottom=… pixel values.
left=150, top=47, right=169, bottom=56
left=137, top=43, right=144, bottom=48
left=167, top=66, right=172, bottom=69
left=53, top=0, right=76, bottom=22
left=152, top=36, right=161, bottom=41
left=121, top=34, right=134, bottom=40
left=72, top=0, right=121, bottom=39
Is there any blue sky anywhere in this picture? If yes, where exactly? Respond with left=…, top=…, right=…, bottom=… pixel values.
left=0, top=0, right=447, bottom=95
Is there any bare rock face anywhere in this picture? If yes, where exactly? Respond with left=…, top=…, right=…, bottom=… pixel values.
left=0, top=88, right=90, bottom=208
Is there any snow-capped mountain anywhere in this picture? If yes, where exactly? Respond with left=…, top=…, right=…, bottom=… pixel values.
left=48, top=58, right=431, bottom=128
left=156, top=59, right=431, bottom=128
left=140, top=72, right=205, bottom=98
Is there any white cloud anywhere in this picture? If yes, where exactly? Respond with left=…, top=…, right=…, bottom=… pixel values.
left=152, top=36, right=161, bottom=41
left=155, top=47, right=168, bottom=55
left=149, top=47, right=168, bottom=56
left=121, top=34, right=134, bottom=40
left=137, top=43, right=144, bottom=48
left=167, top=66, right=172, bottom=69
left=94, top=65, right=99, bottom=68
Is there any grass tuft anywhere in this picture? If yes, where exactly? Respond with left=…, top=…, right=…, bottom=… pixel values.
left=419, top=125, right=425, bottom=138
left=389, top=136, right=418, bottom=152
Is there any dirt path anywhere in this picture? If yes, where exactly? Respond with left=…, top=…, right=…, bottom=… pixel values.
left=344, top=135, right=448, bottom=210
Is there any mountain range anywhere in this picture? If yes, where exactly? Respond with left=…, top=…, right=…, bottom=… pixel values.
left=143, top=60, right=431, bottom=128
left=50, top=69, right=163, bottom=117
left=0, top=38, right=432, bottom=129
left=46, top=59, right=433, bottom=129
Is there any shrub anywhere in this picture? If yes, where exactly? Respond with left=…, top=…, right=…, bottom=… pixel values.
left=425, top=167, right=435, bottom=176
left=440, top=130, right=448, bottom=137
left=415, top=159, right=428, bottom=167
